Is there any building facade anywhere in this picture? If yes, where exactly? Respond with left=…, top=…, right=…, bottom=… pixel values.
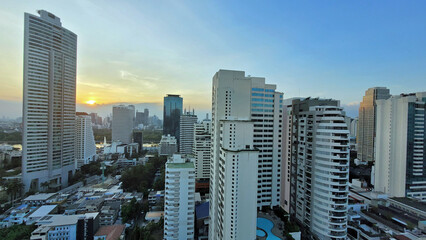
left=164, top=154, right=195, bottom=240
left=22, top=10, right=77, bottom=192
left=75, top=113, right=96, bottom=169
left=193, top=119, right=211, bottom=180
left=288, top=98, right=350, bottom=240
left=210, top=70, right=284, bottom=211
left=357, top=87, right=391, bottom=162
left=210, top=70, right=283, bottom=240
left=112, top=105, right=135, bottom=144
left=136, top=108, right=149, bottom=126
left=163, top=95, right=183, bottom=142
left=179, top=111, right=198, bottom=154
left=159, top=135, right=178, bottom=156
left=374, top=92, right=426, bottom=201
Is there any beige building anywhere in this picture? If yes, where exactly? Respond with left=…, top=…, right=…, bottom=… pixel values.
left=357, top=87, right=390, bottom=162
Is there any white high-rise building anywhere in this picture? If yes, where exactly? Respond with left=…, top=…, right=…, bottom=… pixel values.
left=22, top=10, right=77, bottom=192
left=210, top=120, right=258, bottom=240
left=344, top=116, right=358, bottom=139
left=75, top=113, right=96, bottom=169
left=112, top=105, right=135, bottom=144
left=164, top=154, right=195, bottom=240
left=287, top=98, right=349, bottom=240
left=159, top=134, right=178, bottom=156
left=280, top=98, right=301, bottom=213
left=193, top=119, right=211, bottom=180
left=210, top=70, right=283, bottom=209
left=179, top=111, right=198, bottom=154
left=375, top=92, right=426, bottom=201
left=211, top=69, right=284, bottom=239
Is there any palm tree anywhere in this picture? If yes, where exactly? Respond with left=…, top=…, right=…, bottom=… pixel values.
left=6, top=180, right=23, bottom=205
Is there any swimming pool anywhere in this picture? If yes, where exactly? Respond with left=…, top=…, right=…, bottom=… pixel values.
left=257, top=217, right=282, bottom=239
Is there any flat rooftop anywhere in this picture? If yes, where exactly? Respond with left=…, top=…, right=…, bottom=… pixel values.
left=391, top=197, right=426, bottom=212
left=167, top=162, right=194, bottom=169
left=24, top=193, right=57, bottom=201
left=28, top=205, right=57, bottom=218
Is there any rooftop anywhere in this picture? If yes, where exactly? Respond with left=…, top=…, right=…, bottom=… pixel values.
left=37, top=213, right=99, bottom=227
left=24, top=193, right=57, bottom=201
left=95, top=225, right=125, bottom=240
left=27, top=205, right=57, bottom=218
left=146, top=211, right=164, bottom=219
left=391, top=197, right=426, bottom=212
left=195, top=202, right=209, bottom=220
left=167, top=162, right=194, bottom=169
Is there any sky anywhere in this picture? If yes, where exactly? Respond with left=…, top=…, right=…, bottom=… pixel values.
left=1, top=0, right=426, bottom=119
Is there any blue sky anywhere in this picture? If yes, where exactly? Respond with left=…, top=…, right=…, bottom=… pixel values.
left=1, top=0, right=426, bottom=118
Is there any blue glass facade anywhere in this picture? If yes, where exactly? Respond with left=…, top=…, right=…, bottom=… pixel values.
left=163, top=94, right=183, bottom=141
left=405, top=101, right=426, bottom=198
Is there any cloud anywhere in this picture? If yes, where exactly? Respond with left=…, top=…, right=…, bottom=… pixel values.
left=346, top=101, right=360, bottom=106
left=119, top=70, right=158, bottom=89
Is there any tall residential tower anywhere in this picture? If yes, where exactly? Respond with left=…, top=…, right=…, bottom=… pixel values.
left=209, top=70, right=283, bottom=239
left=75, top=113, right=96, bottom=169
left=22, top=10, right=77, bottom=191
left=287, top=98, right=350, bottom=240
left=374, top=92, right=426, bottom=201
left=112, top=105, right=135, bottom=144
left=179, top=110, right=198, bottom=154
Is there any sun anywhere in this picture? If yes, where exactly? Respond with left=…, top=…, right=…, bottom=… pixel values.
left=85, top=100, right=96, bottom=105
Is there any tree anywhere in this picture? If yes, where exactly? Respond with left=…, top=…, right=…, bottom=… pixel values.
left=122, top=198, right=142, bottom=223
left=5, top=180, right=23, bottom=204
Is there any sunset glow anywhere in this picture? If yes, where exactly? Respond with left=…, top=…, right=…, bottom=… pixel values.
left=85, top=100, right=96, bottom=105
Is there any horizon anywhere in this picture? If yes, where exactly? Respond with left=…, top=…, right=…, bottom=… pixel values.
left=1, top=1, right=426, bottom=119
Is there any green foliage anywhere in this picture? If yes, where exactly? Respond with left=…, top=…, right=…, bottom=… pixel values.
left=92, top=129, right=162, bottom=143
left=80, top=161, right=102, bottom=176
left=122, top=198, right=142, bottom=223
left=93, top=128, right=111, bottom=142
left=0, top=224, right=37, bottom=240
left=141, top=130, right=162, bottom=143
left=0, top=132, right=22, bottom=144
left=128, top=218, right=164, bottom=240
left=68, top=171, right=84, bottom=185
left=5, top=180, right=23, bottom=204
left=121, top=155, right=167, bottom=194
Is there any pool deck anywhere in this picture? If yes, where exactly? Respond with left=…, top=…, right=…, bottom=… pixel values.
left=257, top=212, right=286, bottom=240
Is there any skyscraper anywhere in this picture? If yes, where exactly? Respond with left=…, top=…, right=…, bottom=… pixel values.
left=179, top=110, right=198, bottom=154
left=135, top=108, right=149, bottom=126
left=22, top=10, right=77, bottom=192
left=210, top=69, right=282, bottom=239
left=193, top=119, right=211, bottom=180
left=374, top=92, right=426, bottom=201
left=112, top=105, right=135, bottom=144
left=163, top=95, right=183, bottom=141
left=287, top=98, right=350, bottom=240
left=357, top=87, right=391, bottom=162
left=209, top=70, right=283, bottom=208
left=75, top=113, right=96, bottom=169
left=164, top=154, right=195, bottom=239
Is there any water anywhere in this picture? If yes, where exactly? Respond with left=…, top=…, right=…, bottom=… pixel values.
left=257, top=217, right=281, bottom=240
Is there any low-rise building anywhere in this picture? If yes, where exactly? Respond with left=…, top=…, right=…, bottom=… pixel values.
left=94, top=224, right=126, bottom=240
left=26, top=205, right=58, bottom=225
left=31, top=213, right=100, bottom=240
left=23, top=193, right=59, bottom=206
left=99, top=205, right=119, bottom=226
left=145, top=211, right=164, bottom=223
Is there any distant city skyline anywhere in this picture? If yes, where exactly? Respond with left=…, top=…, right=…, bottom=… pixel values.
left=1, top=1, right=426, bottom=119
